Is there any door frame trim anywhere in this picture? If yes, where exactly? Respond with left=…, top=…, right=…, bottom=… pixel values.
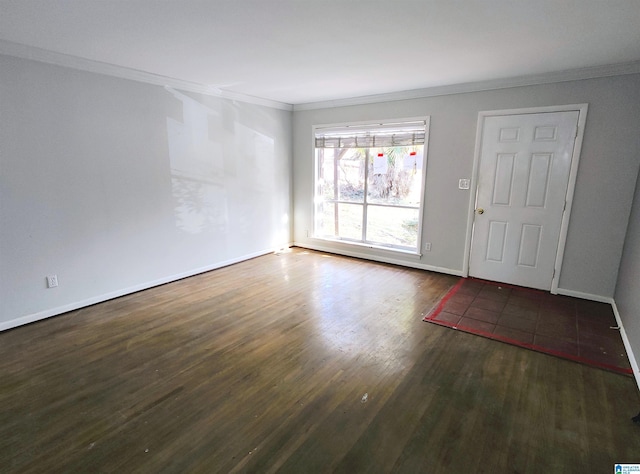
left=462, top=104, right=589, bottom=293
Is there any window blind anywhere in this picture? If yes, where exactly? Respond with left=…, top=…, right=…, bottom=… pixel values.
left=315, top=121, right=426, bottom=148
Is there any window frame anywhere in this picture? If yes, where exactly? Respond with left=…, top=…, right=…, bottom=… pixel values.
left=312, top=116, right=430, bottom=255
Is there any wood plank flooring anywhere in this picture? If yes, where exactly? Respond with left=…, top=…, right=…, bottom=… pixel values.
left=1, top=248, right=639, bottom=473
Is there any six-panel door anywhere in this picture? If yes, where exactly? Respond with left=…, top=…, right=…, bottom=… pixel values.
left=469, top=111, right=579, bottom=290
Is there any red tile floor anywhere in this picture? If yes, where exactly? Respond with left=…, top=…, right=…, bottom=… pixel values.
left=424, top=278, right=632, bottom=375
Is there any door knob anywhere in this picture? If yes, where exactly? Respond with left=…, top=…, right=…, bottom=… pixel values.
left=476, top=208, right=484, bottom=215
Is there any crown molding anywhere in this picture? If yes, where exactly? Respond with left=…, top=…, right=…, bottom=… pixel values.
left=0, top=40, right=293, bottom=111
left=293, top=60, right=640, bottom=111
left=3, top=39, right=639, bottom=113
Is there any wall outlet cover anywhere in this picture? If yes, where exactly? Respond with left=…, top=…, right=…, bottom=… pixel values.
left=46, top=275, right=58, bottom=288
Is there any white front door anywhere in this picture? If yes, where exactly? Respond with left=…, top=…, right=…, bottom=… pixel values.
left=469, top=110, right=579, bottom=290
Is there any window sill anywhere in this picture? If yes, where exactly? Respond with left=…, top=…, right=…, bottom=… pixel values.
left=310, top=236, right=422, bottom=259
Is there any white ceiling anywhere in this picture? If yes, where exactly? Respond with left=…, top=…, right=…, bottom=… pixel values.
left=1, top=0, right=640, bottom=105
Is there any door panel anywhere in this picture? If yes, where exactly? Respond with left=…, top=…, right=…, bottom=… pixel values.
left=469, top=111, right=579, bottom=290
left=493, top=154, right=515, bottom=205
left=526, top=154, right=551, bottom=207
left=518, top=224, right=541, bottom=267
left=486, top=220, right=508, bottom=262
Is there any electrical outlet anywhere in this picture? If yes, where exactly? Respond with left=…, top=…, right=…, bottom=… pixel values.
left=424, top=242, right=432, bottom=251
left=46, top=275, right=58, bottom=288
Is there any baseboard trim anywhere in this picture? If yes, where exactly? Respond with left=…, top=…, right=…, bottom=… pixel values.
left=293, top=242, right=464, bottom=277
left=555, top=288, right=612, bottom=303
left=557, top=290, right=640, bottom=391
left=611, top=301, right=640, bottom=392
left=0, top=247, right=283, bottom=333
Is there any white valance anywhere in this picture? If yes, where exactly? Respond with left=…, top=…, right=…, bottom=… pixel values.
left=315, top=121, right=426, bottom=148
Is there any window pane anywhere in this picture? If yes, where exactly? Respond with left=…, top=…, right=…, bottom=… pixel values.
left=337, top=148, right=365, bottom=203
left=366, top=205, right=419, bottom=248
left=337, top=203, right=363, bottom=240
left=316, top=201, right=337, bottom=237
left=314, top=119, right=428, bottom=253
left=317, top=148, right=335, bottom=202
left=367, top=146, right=424, bottom=206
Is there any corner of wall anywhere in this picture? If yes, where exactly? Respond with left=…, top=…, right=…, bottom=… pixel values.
left=611, top=300, right=640, bottom=392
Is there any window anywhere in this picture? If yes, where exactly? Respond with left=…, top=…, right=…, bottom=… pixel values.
left=314, top=118, right=428, bottom=253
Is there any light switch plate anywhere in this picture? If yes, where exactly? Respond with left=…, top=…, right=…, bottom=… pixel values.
left=458, top=178, right=470, bottom=190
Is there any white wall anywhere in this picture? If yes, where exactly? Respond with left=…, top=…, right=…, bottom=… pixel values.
left=292, top=74, right=640, bottom=300
left=614, top=167, right=640, bottom=386
left=2, top=51, right=639, bottom=334
left=0, top=54, right=292, bottom=330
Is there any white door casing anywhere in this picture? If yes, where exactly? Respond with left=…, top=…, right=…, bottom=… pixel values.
left=467, top=106, right=586, bottom=291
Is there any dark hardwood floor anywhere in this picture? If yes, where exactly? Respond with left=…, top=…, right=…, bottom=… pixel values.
left=1, top=248, right=638, bottom=473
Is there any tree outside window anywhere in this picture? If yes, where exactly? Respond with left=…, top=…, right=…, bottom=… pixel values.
left=314, top=119, right=428, bottom=252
